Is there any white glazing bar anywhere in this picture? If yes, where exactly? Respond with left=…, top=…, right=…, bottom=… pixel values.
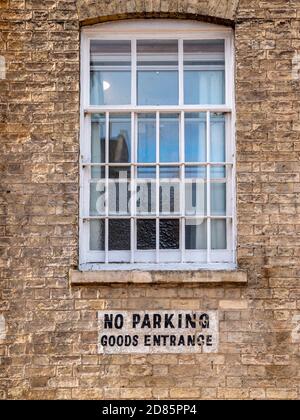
left=206, top=111, right=211, bottom=264
left=130, top=112, right=135, bottom=263
left=178, top=39, right=184, bottom=106
left=105, top=112, right=109, bottom=263
left=156, top=111, right=160, bottom=263
left=180, top=111, right=185, bottom=263
left=131, top=39, right=137, bottom=106
left=85, top=105, right=232, bottom=114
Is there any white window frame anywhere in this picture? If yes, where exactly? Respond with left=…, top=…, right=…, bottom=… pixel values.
left=80, top=19, right=236, bottom=271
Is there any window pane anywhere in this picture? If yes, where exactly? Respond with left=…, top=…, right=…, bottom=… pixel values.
left=91, top=113, right=106, bottom=178
left=137, top=40, right=178, bottom=105
left=109, top=219, right=130, bottom=250
left=159, top=219, right=179, bottom=249
left=185, top=113, right=206, bottom=162
left=160, top=114, right=179, bottom=163
left=137, top=113, right=156, bottom=163
left=137, top=219, right=156, bottom=250
left=211, top=165, right=226, bottom=179
left=109, top=167, right=130, bottom=215
left=211, top=183, right=226, bottom=216
left=184, top=40, right=225, bottom=105
left=90, top=40, right=131, bottom=105
left=211, top=219, right=227, bottom=249
left=90, top=219, right=105, bottom=251
left=160, top=166, right=180, bottom=215
left=109, top=114, right=131, bottom=163
left=211, top=113, right=225, bottom=162
left=137, top=166, right=156, bottom=215
left=185, top=219, right=207, bottom=250
left=90, top=180, right=106, bottom=216
left=185, top=166, right=206, bottom=216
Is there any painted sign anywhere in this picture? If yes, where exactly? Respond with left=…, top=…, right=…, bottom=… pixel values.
left=98, top=310, right=219, bottom=354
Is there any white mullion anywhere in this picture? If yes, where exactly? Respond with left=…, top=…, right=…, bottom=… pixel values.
left=180, top=111, right=185, bottom=263
left=156, top=111, right=160, bottom=263
left=206, top=111, right=211, bottom=264
left=131, top=39, right=137, bottom=106
left=178, top=39, right=184, bottom=106
left=105, top=112, right=109, bottom=263
left=130, top=111, right=135, bottom=263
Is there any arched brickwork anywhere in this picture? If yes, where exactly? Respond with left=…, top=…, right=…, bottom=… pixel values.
left=77, top=0, right=240, bottom=26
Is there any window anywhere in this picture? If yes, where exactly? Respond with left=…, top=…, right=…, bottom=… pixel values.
left=80, top=20, right=235, bottom=269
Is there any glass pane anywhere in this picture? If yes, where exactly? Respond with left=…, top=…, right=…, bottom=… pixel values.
left=90, top=40, right=131, bottom=105
left=184, top=40, right=225, bottom=105
left=90, top=180, right=106, bottom=216
left=160, top=166, right=180, bottom=178
left=137, top=219, right=156, bottom=250
left=211, top=183, right=226, bottom=216
left=108, top=167, right=130, bottom=215
left=211, top=113, right=225, bottom=162
left=137, top=166, right=156, bottom=215
left=211, top=165, right=226, bottom=179
left=109, top=114, right=131, bottom=163
left=137, top=40, right=178, bottom=105
left=109, top=219, right=130, bottom=250
left=211, top=219, right=227, bottom=249
left=185, top=166, right=206, bottom=216
left=91, top=166, right=105, bottom=180
left=160, top=114, right=179, bottom=163
left=137, top=113, right=156, bottom=163
left=109, top=166, right=131, bottom=179
left=160, top=166, right=180, bottom=215
left=90, top=219, right=105, bottom=251
left=91, top=114, right=106, bottom=178
left=137, top=166, right=156, bottom=179
left=159, top=219, right=179, bottom=249
left=185, top=219, right=207, bottom=250
left=185, top=113, right=206, bottom=162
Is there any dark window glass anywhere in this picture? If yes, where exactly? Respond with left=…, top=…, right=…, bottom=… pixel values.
left=159, top=219, right=180, bottom=249
left=137, top=219, right=156, bottom=250
left=109, top=219, right=130, bottom=250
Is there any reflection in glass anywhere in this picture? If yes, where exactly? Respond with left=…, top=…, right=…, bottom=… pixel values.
left=137, top=166, right=156, bottom=215
left=90, top=40, right=131, bottom=105
left=185, top=113, right=206, bottom=162
left=160, top=114, right=179, bottom=163
left=137, top=219, right=156, bottom=250
left=109, top=114, right=131, bottom=163
left=109, top=167, right=131, bottom=216
left=211, top=219, right=227, bottom=249
left=90, top=181, right=106, bottom=216
left=211, top=183, right=226, bottom=216
left=91, top=114, right=106, bottom=179
left=137, top=40, right=178, bottom=105
left=211, top=113, right=225, bottom=162
left=184, top=40, right=225, bottom=105
left=159, top=166, right=180, bottom=215
left=185, top=167, right=206, bottom=216
left=137, top=114, right=156, bottom=163
left=90, top=219, right=105, bottom=251
left=109, top=219, right=131, bottom=250
left=159, top=219, right=180, bottom=249
left=185, top=219, right=207, bottom=249
left=211, top=165, right=226, bottom=179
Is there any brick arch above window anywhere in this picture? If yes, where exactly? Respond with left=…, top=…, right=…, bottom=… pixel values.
left=77, top=0, right=240, bottom=26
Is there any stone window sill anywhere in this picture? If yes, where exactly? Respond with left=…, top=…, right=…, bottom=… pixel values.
left=69, top=268, right=247, bottom=286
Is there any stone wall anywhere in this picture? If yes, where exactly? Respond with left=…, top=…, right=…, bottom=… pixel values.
left=0, top=0, right=299, bottom=400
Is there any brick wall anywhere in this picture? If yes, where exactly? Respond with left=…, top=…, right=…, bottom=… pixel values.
left=0, top=0, right=299, bottom=400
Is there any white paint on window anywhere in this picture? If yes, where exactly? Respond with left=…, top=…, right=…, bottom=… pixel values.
left=80, top=19, right=236, bottom=269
